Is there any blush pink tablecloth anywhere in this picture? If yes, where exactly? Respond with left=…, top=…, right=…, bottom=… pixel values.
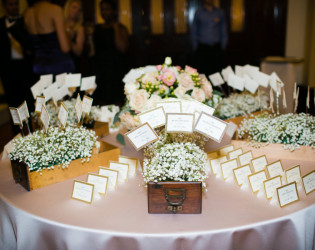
left=0, top=134, right=314, bottom=250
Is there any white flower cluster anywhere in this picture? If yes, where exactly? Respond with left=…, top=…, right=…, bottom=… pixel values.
left=215, top=91, right=268, bottom=119
left=9, top=126, right=98, bottom=172
left=238, top=112, right=315, bottom=151
left=143, top=141, right=208, bottom=187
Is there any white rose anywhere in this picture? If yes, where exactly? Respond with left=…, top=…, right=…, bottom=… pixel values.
left=164, top=57, right=172, bottom=66
left=174, top=86, right=187, bottom=98
left=178, top=73, right=195, bottom=91
left=125, top=81, right=139, bottom=96
left=129, top=89, right=150, bottom=112
left=141, top=72, right=159, bottom=84
left=146, top=95, right=162, bottom=110
left=191, top=88, right=206, bottom=102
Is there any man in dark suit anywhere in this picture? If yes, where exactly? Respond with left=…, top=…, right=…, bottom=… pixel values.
left=0, top=0, right=33, bottom=110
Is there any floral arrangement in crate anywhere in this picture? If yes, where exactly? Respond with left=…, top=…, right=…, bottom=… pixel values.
left=238, top=112, right=315, bottom=151
left=9, top=126, right=99, bottom=172
left=117, top=57, right=222, bottom=130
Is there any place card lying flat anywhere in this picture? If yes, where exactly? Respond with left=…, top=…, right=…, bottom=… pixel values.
left=227, top=148, right=243, bottom=160
left=207, top=150, right=219, bottom=160
left=218, top=144, right=234, bottom=156
left=118, top=156, right=138, bottom=176
left=99, top=167, right=119, bottom=190
left=221, top=159, right=238, bottom=180
left=210, top=156, right=228, bottom=175
left=82, top=95, right=93, bottom=114
left=156, top=101, right=181, bottom=114
left=40, top=105, right=50, bottom=131
left=194, top=112, right=227, bottom=143
left=125, top=123, right=159, bottom=151
left=87, top=173, right=108, bottom=195
left=58, top=102, right=68, bottom=127
left=264, top=175, right=282, bottom=200
left=266, top=160, right=284, bottom=178
left=71, top=180, right=94, bottom=204
left=75, top=94, right=82, bottom=122
left=35, top=96, right=46, bottom=113
left=166, top=113, right=194, bottom=133
left=277, top=182, right=299, bottom=207
left=248, top=170, right=267, bottom=193
left=238, top=151, right=253, bottom=166
left=9, top=108, right=22, bottom=126
left=109, top=161, right=129, bottom=182
left=285, top=165, right=301, bottom=184
left=251, top=155, right=268, bottom=172
left=233, top=164, right=252, bottom=186
left=209, top=72, right=225, bottom=86
left=302, top=171, right=315, bottom=195
left=138, top=106, right=165, bottom=128
left=191, top=102, right=215, bottom=116
left=181, top=100, right=195, bottom=114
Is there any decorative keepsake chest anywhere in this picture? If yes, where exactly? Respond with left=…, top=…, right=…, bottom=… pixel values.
left=148, top=181, right=202, bottom=214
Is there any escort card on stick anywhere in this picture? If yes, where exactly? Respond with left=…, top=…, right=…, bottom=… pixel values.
left=125, top=123, right=159, bottom=151
left=277, top=182, right=299, bottom=207
left=65, top=73, right=81, bottom=88
left=40, top=105, right=50, bottom=131
left=31, top=79, right=46, bottom=99
left=248, top=170, right=267, bottom=193
left=210, top=156, right=228, bottom=175
left=43, top=82, right=59, bottom=101
left=138, top=106, right=166, bottom=128
left=244, top=75, right=259, bottom=94
left=52, top=84, right=71, bottom=104
left=81, top=76, right=96, bottom=91
left=263, top=175, right=282, bottom=200
left=75, top=94, right=82, bottom=122
left=194, top=112, right=228, bottom=143
left=218, top=144, right=234, bottom=156
left=18, top=101, right=30, bottom=122
left=82, top=95, right=93, bottom=114
left=285, top=165, right=301, bottom=184
left=266, top=160, right=284, bottom=178
left=118, top=156, right=138, bottom=176
left=109, top=161, right=129, bottom=182
left=56, top=73, right=67, bottom=86
left=221, top=159, right=238, bottom=180
left=238, top=151, right=253, bottom=166
left=251, top=155, right=268, bottom=172
left=87, top=173, right=108, bottom=195
left=166, top=113, right=194, bottom=133
left=233, top=164, right=252, bottom=186
left=98, top=167, right=119, bottom=190
left=209, top=72, right=225, bottom=86
left=221, top=66, right=234, bottom=82
left=35, top=96, right=45, bottom=113
left=228, top=74, right=245, bottom=91
left=302, top=171, right=315, bottom=195
left=71, top=180, right=94, bottom=204
left=9, top=108, right=22, bottom=126
left=40, top=74, right=53, bottom=88
left=156, top=101, right=181, bottom=114
left=252, top=71, right=270, bottom=88
left=227, top=148, right=243, bottom=160
left=58, top=102, right=68, bottom=127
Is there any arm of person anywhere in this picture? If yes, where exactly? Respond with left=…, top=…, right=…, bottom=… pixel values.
left=219, top=10, right=228, bottom=50
left=191, top=10, right=199, bottom=51
left=71, top=25, right=85, bottom=56
left=53, top=5, right=71, bottom=53
left=113, top=22, right=129, bottom=53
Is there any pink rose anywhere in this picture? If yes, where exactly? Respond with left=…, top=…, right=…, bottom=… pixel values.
left=156, top=65, right=162, bottom=71
left=185, top=65, right=198, bottom=74
left=191, top=87, right=206, bottom=102
left=141, top=72, right=159, bottom=85
left=176, top=66, right=181, bottom=71
left=161, top=70, right=176, bottom=86
left=200, top=74, right=213, bottom=99
left=178, top=73, right=195, bottom=91
left=129, top=89, right=149, bottom=112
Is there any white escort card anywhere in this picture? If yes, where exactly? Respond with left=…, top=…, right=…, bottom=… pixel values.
left=71, top=180, right=94, bottom=204
left=244, top=75, right=259, bottom=94
left=40, top=74, right=53, bottom=87
left=192, top=101, right=215, bottom=116
left=181, top=100, right=195, bottom=114
left=209, top=72, right=225, bottom=86
left=228, top=74, right=245, bottom=91
left=75, top=94, right=82, bottom=122
left=118, top=156, right=138, bottom=176
left=43, top=82, right=59, bottom=101
left=277, top=182, right=299, bottom=207
left=285, top=165, right=301, bottom=184
left=9, top=108, right=22, bottom=126
left=235, top=65, right=244, bottom=77
left=243, top=64, right=259, bottom=78
left=65, top=73, right=81, bottom=87
left=238, top=151, right=253, bottom=166
left=248, top=170, right=267, bottom=193
left=263, top=175, right=282, bottom=200
left=233, top=164, right=252, bottom=186
left=156, top=101, right=181, bottom=114
left=227, top=148, right=243, bottom=160
left=219, top=144, right=234, bottom=156
left=56, top=73, right=67, bottom=86
left=252, top=71, right=270, bottom=88
left=81, top=76, right=96, bottom=91
left=58, top=102, right=68, bottom=127
left=82, top=95, right=93, bottom=114
left=31, top=79, right=45, bottom=99
left=52, top=84, right=70, bottom=104
left=125, top=123, right=159, bottom=151
left=40, top=105, right=50, bottom=131
left=87, top=173, right=108, bottom=195
left=210, top=156, right=228, bottom=175
left=166, top=113, right=194, bottom=133
left=221, top=159, right=238, bottom=180
left=99, top=167, right=119, bottom=190
left=194, top=112, right=227, bottom=143
left=35, top=96, right=45, bottom=113
left=251, top=155, right=268, bottom=172
left=225, top=122, right=237, bottom=138
left=266, top=160, right=284, bottom=178
left=221, top=66, right=234, bottom=82
left=138, top=106, right=165, bottom=128
left=18, top=101, right=29, bottom=122
left=302, top=171, right=315, bottom=195
left=109, top=161, right=129, bottom=182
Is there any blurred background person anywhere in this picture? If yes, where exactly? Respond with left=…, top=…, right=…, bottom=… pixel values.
left=191, top=0, right=227, bottom=76
left=64, top=0, right=84, bottom=73
left=0, top=0, right=33, bottom=109
left=24, top=0, right=74, bottom=76
left=92, top=0, right=129, bottom=106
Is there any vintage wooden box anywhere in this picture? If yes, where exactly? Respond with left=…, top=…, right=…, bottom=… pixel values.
left=10, top=141, right=120, bottom=191
left=148, top=181, right=202, bottom=214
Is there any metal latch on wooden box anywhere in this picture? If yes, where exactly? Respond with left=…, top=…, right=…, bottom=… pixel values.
left=164, top=188, right=186, bottom=213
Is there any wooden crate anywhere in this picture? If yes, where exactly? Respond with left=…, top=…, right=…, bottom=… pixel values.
left=148, top=182, right=202, bottom=214
left=10, top=141, right=120, bottom=191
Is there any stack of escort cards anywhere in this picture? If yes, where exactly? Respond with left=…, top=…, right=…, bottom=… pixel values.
left=71, top=155, right=138, bottom=204
left=208, top=144, right=315, bottom=208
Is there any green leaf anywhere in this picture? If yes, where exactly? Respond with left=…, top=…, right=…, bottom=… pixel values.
left=212, top=90, right=224, bottom=96
left=113, top=110, right=122, bottom=124
left=116, top=133, right=125, bottom=145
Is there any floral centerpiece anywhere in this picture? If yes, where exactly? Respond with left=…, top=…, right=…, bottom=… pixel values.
left=214, top=91, right=268, bottom=120
left=238, top=112, right=315, bottom=151
left=117, top=57, right=222, bottom=130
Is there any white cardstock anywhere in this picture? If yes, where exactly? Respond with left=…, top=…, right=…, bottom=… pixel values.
left=35, top=96, right=46, bottom=113
left=233, top=165, right=252, bottom=186
left=238, top=151, right=253, bottom=166
left=210, top=156, right=228, bottom=175
left=166, top=113, right=194, bottom=133
left=87, top=174, right=108, bottom=195
left=18, top=101, right=29, bottom=121
left=228, top=148, right=243, bottom=160
left=264, top=176, right=282, bottom=199
left=109, top=161, right=129, bottom=182
left=221, top=159, right=238, bottom=180
left=228, top=74, right=245, bottom=91
left=9, top=108, right=22, bottom=125
left=118, top=156, right=138, bottom=177
left=252, top=71, right=270, bottom=88
left=244, top=74, right=259, bottom=94
left=285, top=166, right=301, bottom=184
left=209, top=72, right=225, bottom=86
left=251, top=156, right=268, bottom=172
left=267, top=161, right=284, bottom=178
left=277, top=182, right=299, bottom=207
left=156, top=101, right=181, bottom=114
left=219, top=144, right=234, bottom=156
left=249, top=170, right=267, bottom=193
left=40, top=74, right=53, bottom=88
left=72, top=180, right=94, bottom=203
left=138, top=107, right=165, bottom=128
left=75, top=94, right=82, bottom=122
left=221, top=66, right=234, bottom=82
left=56, top=73, right=67, bottom=86
left=43, top=82, right=59, bottom=101
left=65, top=73, right=81, bottom=87
left=82, top=96, right=93, bottom=114
left=98, top=167, right=118, bottom=190
left=31, top=79, right=45, bottom=99
left=58, top=103, right=68, bottom=127
left=40, top=105, right=50, bottom=131
left=192, top=102, right=215, bottom=116
left=181, top=100, right=195, bottom=114
left=81, top=76, right=96, bottom=91
left=302, top=171, right=315, bottom=195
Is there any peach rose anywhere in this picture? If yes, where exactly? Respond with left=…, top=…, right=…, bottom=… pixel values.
left=124, top=81, right=139, bottom=95
left=178, top=73, right=195, bottom=91
left=174, top=86, right=187, bottom=98
left=200, top=75, right=213, bottom=99
left=141, top=72, right=159, bottom=85
left=191, top=87, right=206, bottom=102
left=159, top=84, right=169, bottom=95
left=185, top=65, right=198, bottom=74
left=119, top=111, right=138, bottom=130
left=129, top=89, right=149, bottom=112
left=146, top=94, right=162, bottom=110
